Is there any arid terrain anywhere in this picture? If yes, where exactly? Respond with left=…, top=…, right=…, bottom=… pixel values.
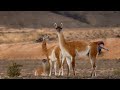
left=0, top=11, right=120, bottom=79
left=0, top=59, right=120, bottom=79
left=0, top=28, right=119, bottom=79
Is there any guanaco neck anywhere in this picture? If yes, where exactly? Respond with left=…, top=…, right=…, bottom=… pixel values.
left=57, top=31, right=66, bottom=48
left=42, top=63, right=46, bottom=74
left=42, top=40, right=49, bottom=59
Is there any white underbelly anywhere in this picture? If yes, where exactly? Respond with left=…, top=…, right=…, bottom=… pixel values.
left=61, top=47, right=71, bottom=57
left=49, top=48, right=57, bottom=62
left=75, top=46, right=90, bottom=58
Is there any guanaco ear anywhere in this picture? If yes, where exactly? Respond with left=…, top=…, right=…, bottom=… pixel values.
left=54, top=23, right=57, bottom=28
left=60, top=23, right=63, bottom=28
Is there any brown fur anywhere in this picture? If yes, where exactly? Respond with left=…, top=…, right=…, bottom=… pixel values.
left=55, top=23, right=107, bottom=77
left=42, top=42, right=61, bottom=65
left=65, top=40, right=89, bottom=56
left=41, top=39, right=50, bottom=60
left=34, top=59, right=50, bottom=76
left=57, top=31, right=89, bottom=76
left=54, top=46, right=61, bottom=69
left=87, top=41, right=105, bottom=76
left=34, top=67, right=43, bottom=76
left=89, top=42, right=99, bottom=58
left=41, top=35, right=62, bottom=76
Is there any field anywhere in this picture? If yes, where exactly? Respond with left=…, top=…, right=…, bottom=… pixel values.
left=0, top=59, right=120, bottom=79
left=0, top=27, right=120, bottom=79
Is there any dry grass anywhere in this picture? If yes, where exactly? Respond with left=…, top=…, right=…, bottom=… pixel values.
left=0, top=27, right=119, bottom=60
left=0, top=27, right=119, bottom=79
left=0, top=59, right=120, bottom=79
left=0, top=37, right=119, bottom=60
left=0, top=27, right=120, bottom=44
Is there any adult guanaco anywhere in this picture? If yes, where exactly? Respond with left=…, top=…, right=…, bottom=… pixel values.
left=54, top=23, right=108, bottom=77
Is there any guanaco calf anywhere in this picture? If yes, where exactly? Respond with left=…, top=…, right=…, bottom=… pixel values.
left=34, top=59, right=50, bottom=76
left=41, top=34, right=62, bottom=76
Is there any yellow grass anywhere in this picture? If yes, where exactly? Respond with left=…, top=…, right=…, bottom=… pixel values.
left=0, top=27, right=120, bottom=44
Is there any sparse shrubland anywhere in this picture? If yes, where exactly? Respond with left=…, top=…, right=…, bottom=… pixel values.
left=0, top=28, right=119, bottom=44
left=7, top=62, right=23, bottom=77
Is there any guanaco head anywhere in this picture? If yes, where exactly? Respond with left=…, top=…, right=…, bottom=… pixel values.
left=54, top=23, right=63, bottom=33
left=36, top=34, right=49, bottom=43
left=98, top=41, right=104, bottom=48
left=42, top=34, right=49, bottom=41
left=42, top=59, right=48, bottom=63
left=97, top=41, right=109, bottom=55
left=36, top=37, right=43, bottom=43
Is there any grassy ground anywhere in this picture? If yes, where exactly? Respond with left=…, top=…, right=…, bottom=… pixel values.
left=0, top=28, right=120, bottom=60
left=0, top=59, right=120, bottom=79
left=0, top=27, right=120, bottom=79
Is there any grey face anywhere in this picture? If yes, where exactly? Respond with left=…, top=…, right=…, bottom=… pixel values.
left=54, top=23, right=63, bottom=33
left=42, top=34, right=49, bottom=41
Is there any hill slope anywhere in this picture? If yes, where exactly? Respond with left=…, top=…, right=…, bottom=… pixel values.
left=0, top=11, right=120, bottom=29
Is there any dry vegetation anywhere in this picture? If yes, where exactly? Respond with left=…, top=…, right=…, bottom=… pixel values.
left=0, top=11, right=120, bottom=79
left=0, top=28, right=119, bottom=60
left=0, top=59, right=120, bottom=79
left=0, top=27, right=119, bottom=44
left=0, top=27, right=119, bottom=79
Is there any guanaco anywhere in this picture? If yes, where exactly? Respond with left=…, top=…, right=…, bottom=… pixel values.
left=41, top=34, right=62, bottom=76
left=54, top=23, right=109, bottom=77
left=34, top=59, right=50, bottom=76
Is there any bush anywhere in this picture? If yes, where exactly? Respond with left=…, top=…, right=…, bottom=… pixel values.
left=113, top=69, right=120, bottom=76
left=7, top=62, right=23, bottom=77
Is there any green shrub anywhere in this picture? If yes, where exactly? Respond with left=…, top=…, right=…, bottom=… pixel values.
left=7, top=62, right=23, bottom=77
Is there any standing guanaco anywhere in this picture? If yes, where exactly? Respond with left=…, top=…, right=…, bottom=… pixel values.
left=54, top=23, right=108, bottom=77
left=41, top=34, right=62, bottom=76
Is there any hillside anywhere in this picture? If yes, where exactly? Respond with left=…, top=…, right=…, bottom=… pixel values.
left=0, top=11, right=120, bottom=29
